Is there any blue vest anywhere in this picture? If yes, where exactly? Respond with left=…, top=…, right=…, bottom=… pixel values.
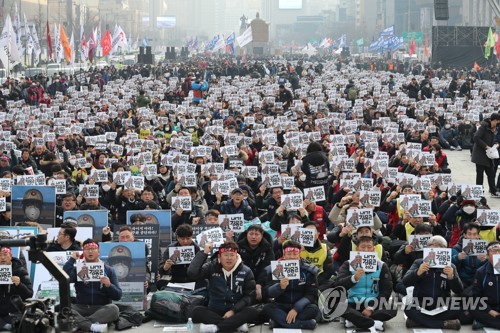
left=348, top=262, right=382, bottom=304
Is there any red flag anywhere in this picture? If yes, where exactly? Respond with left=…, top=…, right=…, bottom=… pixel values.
left=496, top=33, right=500, bottom=59
left=424, top=34, right=429, bottom=58
left=46, top=22, right=53, bottom=60
left=473, top=62, right=481, bottom=70
left=100, top=29, right=112, bottom=56
left=409, top=37, right=416, bottom=56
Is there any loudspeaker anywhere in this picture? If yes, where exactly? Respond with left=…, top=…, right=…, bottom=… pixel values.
left=434, top=0, right=449, bottom=20
left=180, top=47, right=189, bottom=58
left=341, top=46, right=350, bottom=57
left=146, top=46, right=152, bottom=55
left=137, top=54, right=154, bottom=64
left=139, top=46, right=145, bottom=55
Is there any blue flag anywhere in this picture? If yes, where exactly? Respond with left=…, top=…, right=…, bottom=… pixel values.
left=226, top=32, right=235, bottom=54
left=379, top=25, right=394, bottom=37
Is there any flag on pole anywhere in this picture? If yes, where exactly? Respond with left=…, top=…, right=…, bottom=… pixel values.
left=496, top=31, right=500, bottom=59
left=226, top=32, right=235, bottom=54
left=46, top=22, right=53, bottom=60
left=80, top=24, right=87, bottom=63
left=14, top=3, right=21, bottom=49
left=484, top=27, right=495, bottom=59
left=142, top=37, right=148, bottom=47
left=338, top=34, right=347, bottom=48
left=356, top=38, right=364, bottom=46
left=32, top=24, right=41, bottom=66
left=100, top=29, right=112, bottom=56
left=379, top=25, right=394, bottom=37
left=205, top=35, right=219, bottom=51
left=60, top=25, right=72, bottom=62
left=88, top=28, right=96, bottom=63
left=212, top=34, right=226, bottom=52
left=69, top=32, right=75, bottom=65
left=0, top=15, right=21, bottom=71
left=24, top=14, right=34, bottom=60
left=424, top=34, right=429, bottom=58
left=54, top=23, right=63, bottom=64
left=237, top=26, right=253, bottom=48
left=111, top=25, right=128, bottom=55
left=409, top=37, right=416, bottom=56
left=473, top=62, right=481, bottom=70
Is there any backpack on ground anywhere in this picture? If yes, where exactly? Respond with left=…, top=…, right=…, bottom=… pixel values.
left=144, top=288, right=206, bottom=323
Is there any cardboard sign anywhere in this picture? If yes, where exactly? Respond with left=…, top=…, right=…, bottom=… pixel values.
left=359, top=191, right=381, bottom=207
left=461, top=239, right=488, bottom=256
left=171, top=196, right=192, bottom=211
left=196, top=227, right=224, bottom=249
left=218, top=214, right=245, bottom=232
left=270, top=260, right=300, bottom=280
left=349, top=251, right=378, bottom=272
left=303, top=186, right=326, bottom=202
left=423, top=248, right=452, bottom=268
left=0, top=265, right=12, bottom=284
left=346, top=208, right=374, bottom=228
left=407, top=235, right=432, bottom=251
left=78, top=185, right=100, bottom=198
left=476, top=209, right=500, bottom=227
left=75, top=261, right=105, bottom=282
left=299, top=228, right=316, bottom=247
left=493, top=254, right=500, bottom=275
left=281, top=193, right=303, bottom=211
left=168, top=246, right=196, bottom=265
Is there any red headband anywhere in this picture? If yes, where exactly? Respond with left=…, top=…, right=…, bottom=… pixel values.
left=218, top=247, right=237, bottom=255
left=83, top=242, right=99, bottom=250
left=283, top=247, right=300, bottom=254
left=0, top=247, right=11, bottom=254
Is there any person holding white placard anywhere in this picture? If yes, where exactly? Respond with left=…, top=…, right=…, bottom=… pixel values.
left=469, top=241, right=500, bottom=330
left=0, top=246, right=32, bottom=331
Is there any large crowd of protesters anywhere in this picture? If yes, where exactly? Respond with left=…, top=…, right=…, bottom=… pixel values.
left=0, top=54, right=499, bottom=333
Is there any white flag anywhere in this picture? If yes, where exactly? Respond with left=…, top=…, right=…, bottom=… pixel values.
left=0, top=15, right=21, bottom=71
left=80, top=24, right=87, bottom=63
left=69, top=32, right=75, bottom=65
left=14, top=3, right=21, bottom=50
left=236, top=26, right=253, bottom=48
left=212, top=34, right=226, bottom=52
left=111, top=24, right=128, bottom=55
left=24, top=14, right=34, bottom=58
left=32, top=24, right=41, bottom=66
left=55, top=23, right=64, bottom=64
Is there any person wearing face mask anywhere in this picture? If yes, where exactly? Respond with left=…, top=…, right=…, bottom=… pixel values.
left=21, top=189, right=43, bottom=224
left=439, top=123, right=462, bottom=151
left=444, top=199, right=478, bottom=248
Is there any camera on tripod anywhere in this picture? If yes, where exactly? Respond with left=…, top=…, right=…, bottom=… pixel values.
left=11, top=297, right=55, bottom=333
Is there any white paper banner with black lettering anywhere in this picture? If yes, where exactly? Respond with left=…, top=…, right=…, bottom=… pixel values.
left=407, top=235, right=432, bottom=251
left=270, top=260, right=300, bottom=280
left=281, top=224, right=302, bottom=242
left=399, top=194, right=421, bottom=211
left=303, top=186, right=326, bottom=202
left=218, top=214, right=245, bottom=232
left=299, top=228, right=316, bottom=247
left=461, top=239, right=488, bottom=256
left=460, top=184, right=483, bottom=200
left=423, top=248, right=452, bottom=268
left=476, top=209, right=500, bottom=227
left=168, top=246, right=195, bottom=265
left=76, top=261, right=105, bottom=282
left=281, top=193, right=303, bottom=211
left=196, top=227, right=224, bottom=250
left=359, top=191, right=381, bottom=207
left=349, top=251, right=377, bottom=272
left=281, top=176, right=295, bottom=190
left=408, top=200, right=432, bottom=217
left=346, top=208, right=374, bottom=228
left=0, top=265, right=12, bottom=284
left=171, top=196, right=192, bottom=211
left=78, top=185, right=99, bottom=198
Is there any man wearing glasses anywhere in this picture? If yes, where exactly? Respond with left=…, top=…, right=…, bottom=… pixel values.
left=470, top=241, right=500, bottom=329
left=63, top=239, right=122, bottom=333
left=56, top=193, right=79, bottom=227
left=47, top=223, right=82, bottom=252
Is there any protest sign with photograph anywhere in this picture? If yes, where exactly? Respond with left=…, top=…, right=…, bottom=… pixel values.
left=407, top=235, right=432, bottom=251
left=196, top=227, right=224, bottom=250
left=11, top=186, right=56, bottom=229
left=494, top=255, right=500, bottom=275
left=281, top=193, right=303, bottom=211
left=270, top=260, right=300, bottom=280
left=280, top=224, right=302, bottom=242
left=78, top=185, right=100, bottom=198
left=75, top=261, right=105, bottom=282
left=168, top=246, right=196, bottom=265
left=303, top=186, right=326, bottom=202
left=64, top=210, right=108, bottom=240
left=359, top=191, right=381, bottom=207
left=299, top=228, right=316, bottom=247
left=399, top=194, right=421, bottom=211
left=460, top=184, right=484, bottom=200
left=126, top=210, right=171, bottom=248
left=461, top=239, right=488, bottom=256
left=423, top=248, right=452, bottom=268
left=349, top=251, right=378, bottom=273
left=218, top=214, right=245, bottom=232
left=0, top=265, right=12, bottom=284
left=476, top=209, right=500, bottom=227
left=407, top=200, right=432, bottom=217
left=171, top=196, right=192, bottom=211
left=346, top=208, right=374, bottom=228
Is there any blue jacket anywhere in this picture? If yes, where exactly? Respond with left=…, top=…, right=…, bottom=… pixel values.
left=451, top=238, right=487, bottom=285
left=470, top=261, right=500, bottom=312
left=63, top=257, right=122, bottom=305
left=263, top=259, right=318, bottom=312
left=214, top=199, right=253, bottom=221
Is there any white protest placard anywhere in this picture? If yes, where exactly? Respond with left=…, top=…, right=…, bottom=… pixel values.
left=346, top=208, right=374, bottom=228
left=349, top=251, right=378, bottom=273
left=281, top=176, right=295, bottom=190
left=178, top=173, right=197, bottom=187
left=303, top=186, right=326, bottom=202
left=75, top=261, right=105, bottom=282
left=171, top=196, right=192, bottom=212
left=281, top=224, right=302, bottom=242
left=90, top=169, right=109, bottom=183
left=0, top=197, right=6, bottom=212
left=299, top=228, right=316, bottom=247
left=218, top=214, right=245, bottom=232
left=281, top=193, right=303, bottom=211
left=0, top=179, right=12, bottom=192
left=270, top=260, right=300, bottom=280
left=461, top=239, right=488, bottom=256
left=241, top=166, right=258, bottom=179
left=52, top=179, right=67, bottom=195
left=408, top=200, right=432, bottom=218
left=359, top=191, right=381, bottom=207
left=196, top=227, right=224, bottom=249
left=460, top=184, right=483, bottom=200
left=168, top=246, right=196, bottom=265
left=263, top=173, right=282, bottom=188
left=408, top=235, right=432, bottom=251
left=112, top=171, right=131, bottom=186
left=0, top=265, right=12, bottom=284
left=476, top=209, right=500, bottom=227
left=493, top=255, right=500, bottom=275
left=78, top=185, right=99, bottom=198
left=423, top=248, right=452, bottom=268
left=399, top=194, right=421, bottom=211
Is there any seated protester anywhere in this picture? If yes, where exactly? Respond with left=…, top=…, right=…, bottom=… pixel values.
left=273, top=214, right=309, bottom=259
left=392, top=223, right=432, bottom=295
left=197, top=209, right=220, bottom=226
left=262, top=241, right=319, bottom=330
left=63, top=239, right=122, bottom=332
left=335, top=237, right=396, bottom=332
left=236, top=224, right=274, bottom=302
left=470, top=241, right=500, bottom=329
left=303, top=199, right=332, bottom=241
left=171, top=186, right=204, bottom=231
left=55, top=192, right=79, bottom=227
left=300, top=221, right=334, bottom=290
left=0, top=246, right=33, bottom=331
left=390, top=211, right=444, bottom=242
left=270, top=200, right=310, bottom=235
left=441, top=198, right=478, bottom=247
left=329, top=193, right=383, bottom=230
left=158, top=224, right=202, bottom=290
left=47, top=223, right=82, bottom=251
left=452, top=223, right=488, bottom=288
left=379, top=184, right=416, bottom=234
left=256, top=186, right=283, bottom=222
left=187, top=241, right=259, bottom=333
left=213, top=188, right=253, bottom=221
left=403, top=236, right=466, bottom=330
